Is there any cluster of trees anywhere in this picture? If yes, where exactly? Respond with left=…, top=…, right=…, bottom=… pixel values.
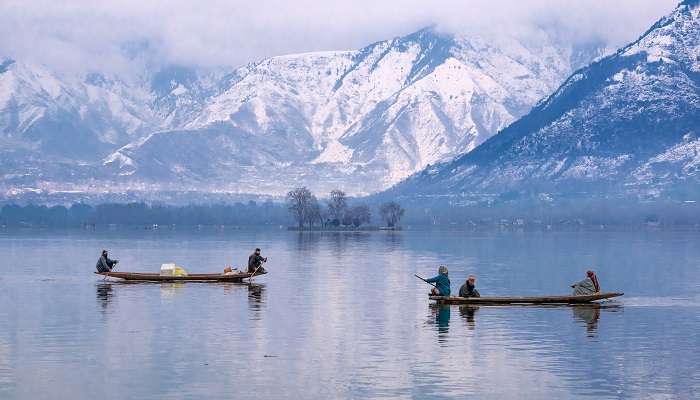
left=286, top=187, right=404, bottom=229
left=0, top=196, right=408, bottom=229
left=327, top=190, right=371, bottom=228
left=379, top=201, right=405, bottom=228
left=0, top=202, right=289, bottom=227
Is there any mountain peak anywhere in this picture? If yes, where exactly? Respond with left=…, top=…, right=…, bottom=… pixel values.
left=400, top=26, right=453, bottom=43
left=150, top=65, right=198, bottom=97
left=389, top=26, right=456, bottom=85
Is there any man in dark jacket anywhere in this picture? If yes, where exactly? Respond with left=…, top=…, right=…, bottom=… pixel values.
left=248, top=248, right=267, bottom=273
left=459, top=275, right=481, bottom=297
left=96, top=250, right=118, bottom=273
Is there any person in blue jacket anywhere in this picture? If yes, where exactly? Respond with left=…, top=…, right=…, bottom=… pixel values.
left=426, top=265, right=451, bottom=296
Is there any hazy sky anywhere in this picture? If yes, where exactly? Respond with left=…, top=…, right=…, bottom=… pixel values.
left=0, top=0, right=679, bottom=74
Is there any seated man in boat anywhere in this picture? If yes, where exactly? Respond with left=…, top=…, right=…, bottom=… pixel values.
left=95, top=250, right=118, bottom=273
left=571, top=270, right=600, bottom=295
left=459, top=275, right=481, bottom=298
left=426, top=266, right=451, bottom=296
left=248, top=248, right=268, bottom=273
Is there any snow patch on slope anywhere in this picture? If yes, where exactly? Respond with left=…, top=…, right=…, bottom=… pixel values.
left=312, top=140, right=354, bottom=164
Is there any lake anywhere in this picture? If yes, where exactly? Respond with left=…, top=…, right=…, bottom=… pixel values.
left=0, top=227, right=698, bottom=399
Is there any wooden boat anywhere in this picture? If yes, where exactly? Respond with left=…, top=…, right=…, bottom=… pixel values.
left=95, top=270, right=266, bottom=282
left=430, top=292, right=624, bottom=305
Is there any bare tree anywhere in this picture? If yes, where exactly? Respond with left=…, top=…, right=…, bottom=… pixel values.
left=287, top=187, right=313, bottom=228
left=350, top=204, right=371, bottom=227
left=341, top=209, right=354, bottom=227
left=342, top=204, right=371, bottom=227
left=326, top=190, right=347, bottom=225
left=380, top=201, right=405, bottom=227
left=306, top=195, right=324, bottom=227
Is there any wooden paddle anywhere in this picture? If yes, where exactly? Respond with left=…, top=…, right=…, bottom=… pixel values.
left=103, top=259, right=119, bottom=280
left=247, top=261, right=265, bottom=282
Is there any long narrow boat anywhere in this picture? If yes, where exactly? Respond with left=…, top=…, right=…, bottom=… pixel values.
left=430, top=292, right=623, bottom=305
left=95, top=270, right=266, bottom=282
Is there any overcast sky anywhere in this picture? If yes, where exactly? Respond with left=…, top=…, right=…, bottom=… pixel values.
left=0, top=0, right=679, bottom=75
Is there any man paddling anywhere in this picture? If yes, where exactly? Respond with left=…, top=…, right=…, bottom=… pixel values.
left=571, top=270, right=600, bottom=295
left=96, top=250, right=118, bottom=273
left=459, top=275, right=480, bottom=298
left=425, top=266, right=451, bottom=296
left=248, top=248, right=267, bottom=274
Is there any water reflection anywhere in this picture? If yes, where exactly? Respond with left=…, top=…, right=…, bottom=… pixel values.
left=160, top=282, right=186, bottom=297
left=572, top=303, right=622, bottom=337
left=429, top=304, right=451, bottom=343
left=328, top=232, right=346, bottom=257
left=221, top=281, right=250, bottom=296
left=381, top=231, right=402, bottom=251
left=572, top=305, right=601, bottom=336
left=429, top=303, right=621, bottom=339
left=459, top=305, right=479, bottom=330
left=95, top=282, right=114, bottom=312
left=247, top=283, right=266, bottom=321
left=325, top=231, right=372, bottom=258
left=295, top=232, right=322, bottom=253
left=248, top=283, right=266, bottom=306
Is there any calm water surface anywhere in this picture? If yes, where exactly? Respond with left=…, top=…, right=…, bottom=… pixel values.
left=0, top=227, right=699, bottom=399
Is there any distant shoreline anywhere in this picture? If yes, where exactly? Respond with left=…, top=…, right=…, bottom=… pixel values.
left=287, top=226, right=402, bottom=232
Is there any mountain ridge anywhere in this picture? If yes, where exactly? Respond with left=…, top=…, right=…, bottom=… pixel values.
left=1, top=26, right=604, bottom=200
left=386, top=1, right=700, bottom=202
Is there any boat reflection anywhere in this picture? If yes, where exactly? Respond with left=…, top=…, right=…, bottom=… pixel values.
left=221, top=281, right=252, bottom=295
left=160, top=282, right=186, bottom=297
left=425, top=302, right=622, bottom=340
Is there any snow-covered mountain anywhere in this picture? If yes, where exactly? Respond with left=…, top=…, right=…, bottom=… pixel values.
left=0, top=27, right=604, bottom=200
left=0, top=59, right=153, bottom=160
left=0, top=59, right=228, bottom=194
left=105, top=29, right=603, bottom=196
left=388, top=1, right=700, bottom=202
